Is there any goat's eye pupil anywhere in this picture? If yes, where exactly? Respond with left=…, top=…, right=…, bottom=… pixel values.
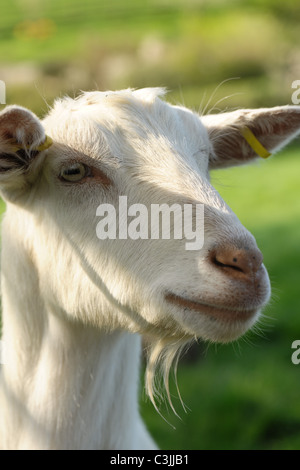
left=66, top=168, right=80, bottom=175
left=60, top=163, right=87, bottom=182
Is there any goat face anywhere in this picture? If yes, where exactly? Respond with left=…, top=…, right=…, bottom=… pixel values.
left=1, top=89, right=300, bottom=346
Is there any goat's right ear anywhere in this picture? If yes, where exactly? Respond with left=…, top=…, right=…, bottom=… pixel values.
left=0, top=105, right=48, bottom=200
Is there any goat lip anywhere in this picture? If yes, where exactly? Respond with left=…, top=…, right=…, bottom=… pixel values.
left=165, top=292, right=258, bottom=322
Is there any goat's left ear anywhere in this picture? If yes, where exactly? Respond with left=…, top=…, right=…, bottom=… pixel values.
left=202, top=106, right=300, bottom=169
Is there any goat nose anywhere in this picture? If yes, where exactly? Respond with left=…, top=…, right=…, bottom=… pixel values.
left=211, top=244, right=264, bottom=280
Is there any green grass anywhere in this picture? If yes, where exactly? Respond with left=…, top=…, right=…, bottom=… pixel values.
left=140, top=144, right=300, bottom=450
left=1, top=0, right=299, bottom=114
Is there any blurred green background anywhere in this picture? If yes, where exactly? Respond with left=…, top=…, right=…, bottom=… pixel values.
left=0, top=0, right=300, bottom=450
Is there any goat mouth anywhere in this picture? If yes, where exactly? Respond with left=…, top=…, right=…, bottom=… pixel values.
left=165, top=292, right=258, bottom=323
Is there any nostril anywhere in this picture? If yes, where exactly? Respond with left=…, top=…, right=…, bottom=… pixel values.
left=211, top=244, right=263, bottom=278
left=213, top=255, right=244, bottom=273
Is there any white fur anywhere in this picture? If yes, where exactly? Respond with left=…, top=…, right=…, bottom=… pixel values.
left=0, top=88, right=299, bottom=449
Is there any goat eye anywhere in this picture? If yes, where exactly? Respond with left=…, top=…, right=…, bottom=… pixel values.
left=60, top=163, right=89, bottom=182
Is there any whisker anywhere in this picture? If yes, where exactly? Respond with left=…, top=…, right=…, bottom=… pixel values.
left=200, top=77, right=241, bottom=116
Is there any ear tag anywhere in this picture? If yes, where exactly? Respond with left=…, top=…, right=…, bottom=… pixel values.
left=13, top=135, right=53, bottom=153
left=241, top=126, right=271, bottom=159
left=34, top=135, right=53, bottom=152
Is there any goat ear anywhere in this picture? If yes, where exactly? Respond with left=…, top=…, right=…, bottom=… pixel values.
left=202, top=106, right=300, bottom=169
left=0, top=105, right=48, bottom=198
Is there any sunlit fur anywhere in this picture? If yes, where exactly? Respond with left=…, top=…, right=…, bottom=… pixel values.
left=0, top=89, right=299, bottom=449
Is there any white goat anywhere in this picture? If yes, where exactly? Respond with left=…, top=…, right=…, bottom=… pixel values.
left=0, top=88, right=299, bottom=450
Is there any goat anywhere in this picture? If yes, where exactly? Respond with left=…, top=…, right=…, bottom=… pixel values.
left=0, top=88, right=299, bottom=449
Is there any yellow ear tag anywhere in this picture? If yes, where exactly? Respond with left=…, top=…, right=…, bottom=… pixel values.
left=241, top=126, right=271, bottom=159
left=13, top=135, right=53, bottom=153
left=34, top=135, right=53, bottom=152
